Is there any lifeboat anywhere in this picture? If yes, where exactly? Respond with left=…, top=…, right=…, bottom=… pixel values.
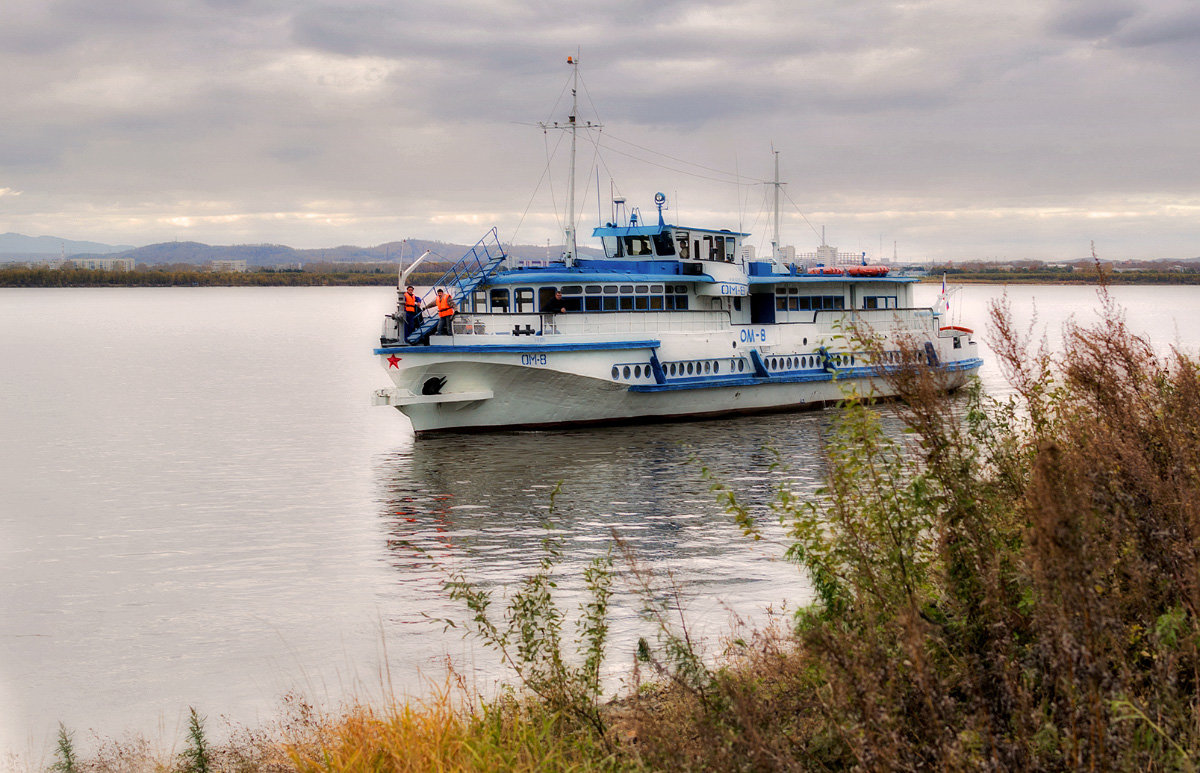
left=846, top=265, right=890, bottom=277
left=807, top=266, right=845, bottom=276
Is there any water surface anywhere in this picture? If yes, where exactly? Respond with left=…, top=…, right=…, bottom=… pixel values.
left=3, top=283, right=1199, bottom=759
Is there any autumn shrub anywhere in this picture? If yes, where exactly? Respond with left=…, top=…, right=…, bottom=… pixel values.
left=625, top=290, right=1200, bottom=771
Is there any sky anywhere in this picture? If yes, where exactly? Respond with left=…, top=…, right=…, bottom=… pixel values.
left=1, top=0, right=1198, bottom=261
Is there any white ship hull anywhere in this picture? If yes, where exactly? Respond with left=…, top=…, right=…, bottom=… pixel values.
left=374, top=310, right=982, bottom=434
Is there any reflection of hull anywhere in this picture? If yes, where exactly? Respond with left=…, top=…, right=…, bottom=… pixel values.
left=374, top=336, right=982, bottom=434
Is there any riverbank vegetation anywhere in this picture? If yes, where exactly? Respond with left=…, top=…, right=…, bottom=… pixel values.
left=42, top=289, right=1200, bottom=771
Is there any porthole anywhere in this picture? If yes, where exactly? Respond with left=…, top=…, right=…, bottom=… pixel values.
left=738, top=359, right=745, bottom=372
left=704, top=361, right=711, bottom=373
left=634, top=365, right=642, bottom=378
left=668, top=362, right=676, bottom=376
left=623, top=365, right=631, bottom=378
left=612, top=366, right=619, bottom=379
left=786, top=357, right=794, bottom=369
left=687, top=362, right=694, bottom=375
left=803, top=337, right=808, bottom=345
left=714, top=361, right=720, bottom=374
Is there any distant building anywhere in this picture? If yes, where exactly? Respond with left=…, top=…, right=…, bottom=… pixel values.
left=67, top=257, right=134, bottom=271
left=209, top=259, right=248, bottom=273
left=27, top=257, right=135, bottom=271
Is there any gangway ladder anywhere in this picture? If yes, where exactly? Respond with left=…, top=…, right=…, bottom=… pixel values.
left=407, top=228, right=508, bottom=343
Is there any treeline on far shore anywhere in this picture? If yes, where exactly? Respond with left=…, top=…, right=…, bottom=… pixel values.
left=0, top=265, right=447, bottom=288
left=925, top=267, right=1200, bottom=284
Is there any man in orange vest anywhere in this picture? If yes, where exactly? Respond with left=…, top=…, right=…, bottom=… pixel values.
left=402, top=285, right=420, bottom=340
left=426, top=287, right=456, bottom=337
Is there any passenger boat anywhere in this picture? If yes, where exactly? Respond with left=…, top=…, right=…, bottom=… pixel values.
left=372, top=63, right=982, bottom=435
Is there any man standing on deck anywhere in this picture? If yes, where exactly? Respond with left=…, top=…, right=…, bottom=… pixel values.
left=427, top=288, right=456, bottom=337
left=402, top=285, right=420, bottom=340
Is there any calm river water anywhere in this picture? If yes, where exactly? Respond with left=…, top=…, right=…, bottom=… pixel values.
left=3, top=283, right=1199, bottom=760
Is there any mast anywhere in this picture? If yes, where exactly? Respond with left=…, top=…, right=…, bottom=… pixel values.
left=565, top=55, right=579, bottom=265
left=769, top=149, right=786, bottom=263
left=539, top=55, right=599, bottom=267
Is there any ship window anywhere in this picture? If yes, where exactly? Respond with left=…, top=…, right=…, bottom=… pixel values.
left=601, top=235, right=621, bottom=258
left=674, top=294, right=689, bottom=311
left=649, top=296, right=664, bottom=310
left=612, top=366, right=619, bottom=379
left=652, top=231, right=675, bottom=256
left=634, top=296, right=649, bottom=310
left=635, top=285, right=649, bottom=293
left=738, top=359, right=745, bottom=372
left=788, top=297, right=799, bottom=311
left=623, top=365, right=631, bottom=378
left=702, top=235, right=716, bottom=261
left=472, top=289, right=487, bottom=311
left=776, top=296, right=788, bottom=311
left=624, top=235, right=652, bottom=256
left=603, top=296, right=619, bottom=311
left=490, top=288, right=510, bottom=311
left=585, top=297, right=602, bottom=311
left=714, top=361, right=720, bottom=373
left=619, top=296, right=634, bottom=311
left=619, top=285, right=634, bottom=293
left=586, top=285, right=602, bottom=294
left=561, top=285, right=583, bottom=294
left=676, top=231, right=690, bottom=259
left=515, top=288, right=535, bottom=312
left=954, top=336, right=962, bottom=349
left=797, top=296, right=811, bottom=311
left=604, top=285, right=618, bottom=294
left=650, top=284, right=664, bottom=293
left=724, top=237, right=736, bottom=262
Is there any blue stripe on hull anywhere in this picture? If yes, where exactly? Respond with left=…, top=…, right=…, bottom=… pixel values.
left=628, top=358, right=983, bottom=393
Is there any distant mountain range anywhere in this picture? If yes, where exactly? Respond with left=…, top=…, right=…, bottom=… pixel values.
left=0, top=233, right=597, bottom=266
left=0, top=232, right=135, bottom=256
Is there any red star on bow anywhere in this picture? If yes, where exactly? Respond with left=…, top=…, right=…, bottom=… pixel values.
left=387, top=355, right=401, bottom=368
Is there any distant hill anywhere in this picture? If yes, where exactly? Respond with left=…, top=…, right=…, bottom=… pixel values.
left=0, top=232, right=603, bottom=266
left=0, top=232, right=135, bottom=256
left=98, top=239, right=600, bottom=266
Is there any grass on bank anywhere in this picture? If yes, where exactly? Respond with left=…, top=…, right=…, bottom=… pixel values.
left=45, top=285, right=1200, bottom=771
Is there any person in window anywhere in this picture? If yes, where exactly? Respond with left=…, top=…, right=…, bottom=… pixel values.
left=544, top=291, right=567, bottom=314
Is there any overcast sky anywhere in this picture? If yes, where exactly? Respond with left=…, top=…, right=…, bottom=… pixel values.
left=2, top=0, right=1198, bottom=260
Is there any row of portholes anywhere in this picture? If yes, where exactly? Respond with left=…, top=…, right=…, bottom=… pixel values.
left=764, top=353, right=856, bottom=371
left=666, top=359, right=743, bottom=377
left=614, top=364, right=652, bottom=380
left=881, top=350, right=926, bottom=364
left=612, top=358, right=748, bottom=382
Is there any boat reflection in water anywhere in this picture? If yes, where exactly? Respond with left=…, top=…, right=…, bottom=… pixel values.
left=370, top=411, right=856, bottom=668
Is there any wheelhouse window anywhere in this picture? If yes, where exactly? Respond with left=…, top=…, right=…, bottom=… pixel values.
left=652, top=231, right=675, bottom=256
left=514, top=288, right=535, bottom=313
left=472, top=289, right=487, bottom=312
left=624, top=235, right=653, bottom=256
